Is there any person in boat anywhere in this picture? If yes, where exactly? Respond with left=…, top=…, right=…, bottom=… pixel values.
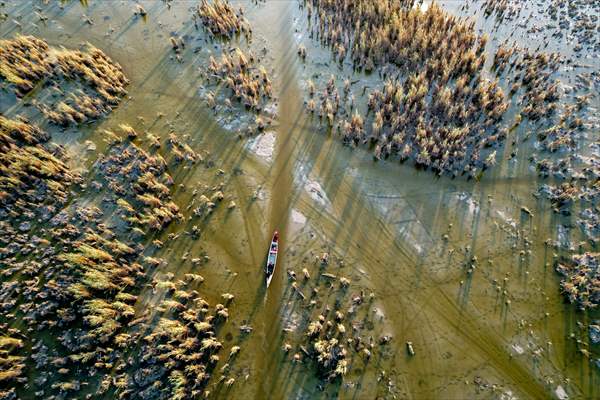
left=266, top=262, right=274, bottom=276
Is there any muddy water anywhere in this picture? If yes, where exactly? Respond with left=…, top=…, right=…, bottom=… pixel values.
left=1, top=0, right=599, bottom=399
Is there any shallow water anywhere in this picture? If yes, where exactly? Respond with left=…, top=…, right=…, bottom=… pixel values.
left=1, top=0, right=599, bottom=399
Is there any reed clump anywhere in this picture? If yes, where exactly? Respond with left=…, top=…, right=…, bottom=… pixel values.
left=206, top=48, right=273, bottom=112
left=0, top=35, right=128, bottom=125
left=0, top=115, right=48, bottom=144
left=0, top=331, right=25, bottom=385
left=197, top=0, right=252, bottom=41
left=492, top=45, right=561, bottom=121
left=308, top=1, right=477, bottom=74
left=39, top=44, right=129, bottom=126
left=537, top=172, right=599, bottom=243
left=499, top=44, right=600, bottom=259
left=53, top=45, right=129, bottom=104
left=527, top=78, right=598, bottom=245
left=167, top=132, right=200, bottom=163
left=54, top=235, right=233, bottom=398
left=313, top=69, right=508, bottom=177
left=96, top=133, right=183, bottom=232
left=304, top=1, right=510, bottom=177
left=0, top=116, right=78, bottom=211
left=0, top=35, right=51, bottom=97
left=0, top=120, right=236, bottom=397
left=282, top=250, right=388, bottom=382
left=556, top=253, right=599, bottom=310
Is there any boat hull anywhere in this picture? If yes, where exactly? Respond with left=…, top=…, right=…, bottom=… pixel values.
left=265, top=231, right=279, bottom=287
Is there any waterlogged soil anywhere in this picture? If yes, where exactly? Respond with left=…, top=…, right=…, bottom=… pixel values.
left=1, top=0, right=598, bottom=399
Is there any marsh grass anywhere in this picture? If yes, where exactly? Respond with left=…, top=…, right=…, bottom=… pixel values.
left=304, top=1, right=513, bottom=177
left=0, top=35, right=128, bottom=126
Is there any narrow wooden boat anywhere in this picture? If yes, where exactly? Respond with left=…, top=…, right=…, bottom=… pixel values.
left=265, top=230, right=279, bottom=287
